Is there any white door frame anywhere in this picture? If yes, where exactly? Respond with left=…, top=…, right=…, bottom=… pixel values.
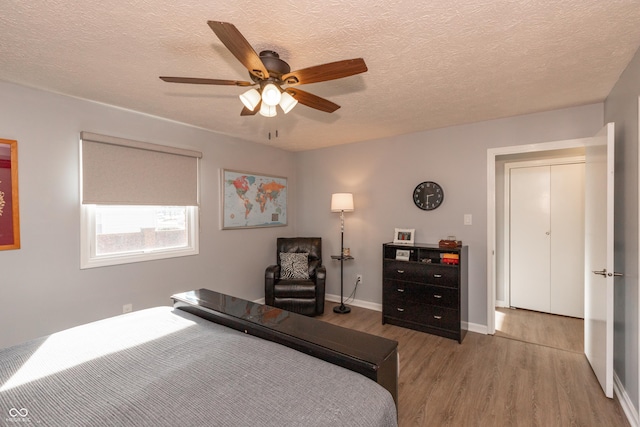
left=486, top=137, right=592, bottom=334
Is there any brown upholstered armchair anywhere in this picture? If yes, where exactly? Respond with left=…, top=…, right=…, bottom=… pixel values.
left=265, top=237, right=326, bottom=316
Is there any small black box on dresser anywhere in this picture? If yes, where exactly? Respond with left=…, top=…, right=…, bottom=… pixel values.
left=382, top=242, right=468, bottom=343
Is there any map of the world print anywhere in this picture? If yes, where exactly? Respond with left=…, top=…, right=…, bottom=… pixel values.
left=222, top=169, right=287, bottom=229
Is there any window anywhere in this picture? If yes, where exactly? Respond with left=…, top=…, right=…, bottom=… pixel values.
left=80, top=132, right=201, bottom=269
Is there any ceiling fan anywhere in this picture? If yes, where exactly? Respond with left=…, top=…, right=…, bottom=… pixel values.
left=160, top=21, right=368, bottom=117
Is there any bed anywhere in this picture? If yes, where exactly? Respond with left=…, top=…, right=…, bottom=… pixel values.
left=0, top=290, right=398, bottom=426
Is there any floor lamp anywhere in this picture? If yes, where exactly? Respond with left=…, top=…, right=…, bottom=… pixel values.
left=331, top=193, right=354, bottom=314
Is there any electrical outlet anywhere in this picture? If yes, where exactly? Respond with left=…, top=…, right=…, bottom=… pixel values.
left=122, top=303, right=133, bottom=314
left=356, top=274, right=363, bottom=285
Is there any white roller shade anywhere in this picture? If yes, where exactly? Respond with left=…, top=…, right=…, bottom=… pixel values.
left=81, top=132, right=202, bottom=206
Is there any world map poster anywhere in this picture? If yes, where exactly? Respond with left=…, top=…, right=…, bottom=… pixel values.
left=222, top=169, right=287, bottom=229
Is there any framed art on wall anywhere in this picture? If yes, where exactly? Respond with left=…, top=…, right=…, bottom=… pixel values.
left=221, top=169, right=287, bottom=229
left=0, top=139, right=20, bottom=250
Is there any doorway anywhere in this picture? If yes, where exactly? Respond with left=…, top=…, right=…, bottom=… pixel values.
left=486, top=138, right=590, bottom=337
left=496, top=155, right=586, bottom=353
left=506, top=158, right=585, bottom=318
left=487, top=124, right=616, bottom=397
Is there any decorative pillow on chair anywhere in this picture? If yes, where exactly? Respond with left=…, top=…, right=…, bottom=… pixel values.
left=280, top=252, right=310, bottom=279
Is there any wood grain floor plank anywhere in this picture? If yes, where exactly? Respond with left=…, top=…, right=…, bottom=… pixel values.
left=317, top=302, right=629, bottom=427
left=495, top=307, right=583, bottom=353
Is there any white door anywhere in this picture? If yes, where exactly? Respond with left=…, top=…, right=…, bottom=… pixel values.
left=584, top=122, right=615, bottom=398
left=510, top=166, right=551, bottom=312
left=509, top=163, right=585, bottom=317
left=550, top=163, right=585, bottom=318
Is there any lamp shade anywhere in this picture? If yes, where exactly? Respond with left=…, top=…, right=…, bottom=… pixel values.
left=279, top=91, right=298, bottom=114
left=239, top=88, right=261, bottom=111
left=331, top=193, right=354, bottom=212
left=262, top=83, right=282, bottom=106
left=259, top=102, right=277, bottom=117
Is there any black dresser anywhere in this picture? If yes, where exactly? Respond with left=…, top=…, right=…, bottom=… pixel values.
left=382, top=243, right=468, bottom=343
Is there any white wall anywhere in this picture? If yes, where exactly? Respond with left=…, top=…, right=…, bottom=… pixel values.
left=0, top=81, right=296, bottom=349
left=605, top=45, right=640, bottom=416
left=295, top=104, right=603, bottom=328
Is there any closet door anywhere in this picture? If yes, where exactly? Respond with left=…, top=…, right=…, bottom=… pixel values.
left=550, top=163, right=585, bottom=317
left=510, top=166, right=551, bottom=312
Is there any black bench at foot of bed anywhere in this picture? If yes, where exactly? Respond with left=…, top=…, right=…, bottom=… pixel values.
left=172, top=288, right=399, bottom=407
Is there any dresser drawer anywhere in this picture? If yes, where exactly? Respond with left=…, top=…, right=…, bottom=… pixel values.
left=384, top=301, right=458, bottom=332
left=384, top=261, right=458, bottom=288
left=384, top=280, right=458, bottom=309
left=422, top=265, right=458, bottom=288
left=384, top=260, right=425, bottom=282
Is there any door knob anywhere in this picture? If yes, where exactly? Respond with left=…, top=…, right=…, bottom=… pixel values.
left=592, top=268, right=624, bottom=277
left=592, top=269, right=607, bottom=276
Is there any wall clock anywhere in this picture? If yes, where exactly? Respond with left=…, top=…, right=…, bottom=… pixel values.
left=413, top=181, right=444, bottom=210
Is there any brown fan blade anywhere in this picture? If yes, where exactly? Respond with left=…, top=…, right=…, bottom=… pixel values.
left=241, top=101, right=260, bottom=116
left=282, top=58, right=367, bottom=85
left=160, top=76, right=254, bottom=86
left=286, top=88, right=340, bottom=113
left=207, top=21, right=269, bottom=80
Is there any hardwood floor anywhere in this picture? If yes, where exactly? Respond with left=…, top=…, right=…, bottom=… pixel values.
left=318, top=302, right=629, bottom=427
left=494, top=307, right=584, bottom=353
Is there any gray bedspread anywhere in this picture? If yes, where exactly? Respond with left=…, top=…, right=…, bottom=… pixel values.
left=0, top=307, right=396, bottom=426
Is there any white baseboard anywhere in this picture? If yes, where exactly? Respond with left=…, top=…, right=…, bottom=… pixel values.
left=495, top=300, right=508, bottom=308
left=259, top=294, right=490, bottom=335
left=464, top=321, right=488, bottom=335
left=325, top=293, right=383, bottom=312
left=615, top=371, right=639, bottom=427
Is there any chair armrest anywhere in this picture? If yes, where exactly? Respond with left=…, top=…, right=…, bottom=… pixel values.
left=265, top=264, right=280, bottom=305
left=265, top=264, right=280, bottom=280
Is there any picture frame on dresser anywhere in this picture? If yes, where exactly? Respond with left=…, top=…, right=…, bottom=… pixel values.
left=393, top=228, right=415, bottom=245
left=395, top=249, right=410, bottom=261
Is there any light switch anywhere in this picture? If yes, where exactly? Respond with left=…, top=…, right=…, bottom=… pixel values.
left=464, top=214, right=472, bottom=225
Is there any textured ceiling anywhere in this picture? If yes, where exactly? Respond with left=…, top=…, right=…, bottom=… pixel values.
left=1, top=1, right=639, bottom=151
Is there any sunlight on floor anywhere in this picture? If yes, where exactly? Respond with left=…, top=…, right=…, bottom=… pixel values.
left=495, top=309, right=506, bottom=331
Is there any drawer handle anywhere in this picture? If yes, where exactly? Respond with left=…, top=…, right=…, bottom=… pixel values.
left=397, top=288, right=405, bottom=292
left=397, top=270, right=405, bottom=274
left=433, top=315, right=442, bottom=320
left=433, top=274, right=442, bottom=278
left=397, top=308, right=405, bottom=312
left=433, top=294, right=442, bottom=299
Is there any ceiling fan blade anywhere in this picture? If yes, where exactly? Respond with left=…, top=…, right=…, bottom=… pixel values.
left=282, top=58, right=367, bottom=85
left=286, top=88, right=340, bottom=113
left=159, top=76, right=254, bottom=86
left=207, top=21, right=269, bottom=80
left=241, top=101, right=260, bottom=116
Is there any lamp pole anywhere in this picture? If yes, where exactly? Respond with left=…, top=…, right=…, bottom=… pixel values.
left=334, top=209, right=351, bottom=314
left=331, top=193, right=353, bottom=314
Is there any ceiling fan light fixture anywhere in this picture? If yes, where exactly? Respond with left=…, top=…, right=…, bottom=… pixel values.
left=279, top=91, right=298, bottom=114
left=262, top=83, right=282, bottom=106
left=239, top=88, right=261, bottom=111
left=259, top=102, right=277, bottom=117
